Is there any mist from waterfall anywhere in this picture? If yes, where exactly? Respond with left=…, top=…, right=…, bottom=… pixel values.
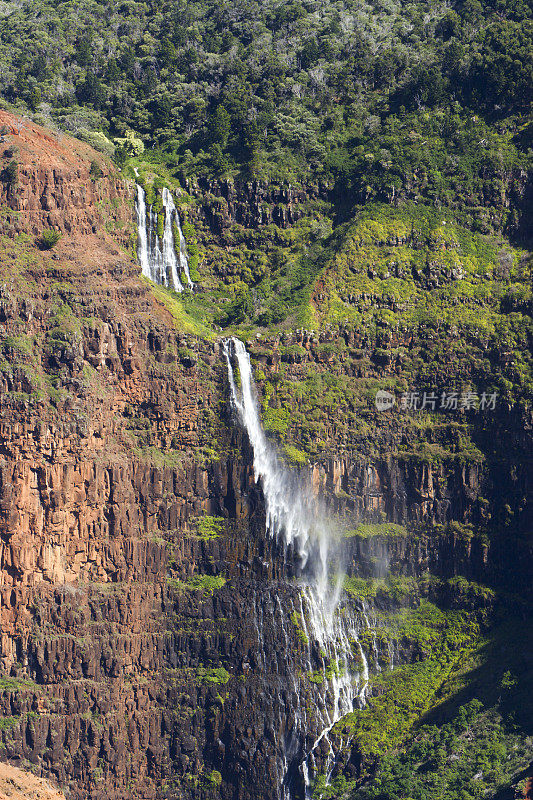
left=223, top=337, right=369, bottom=798
left=134, top=182, right=193, bottom=291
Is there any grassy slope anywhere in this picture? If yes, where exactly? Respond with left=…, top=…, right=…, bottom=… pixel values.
left=314, top=606, right=533, bottom=800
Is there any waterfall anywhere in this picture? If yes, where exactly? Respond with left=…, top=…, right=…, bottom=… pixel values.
left=134, top=183, right=193, bottom=291
left=223, top=337, right=369, bottom=798
left=162, top=188, right=194, bottom=290
left=135, top=183, right=150, bottom=277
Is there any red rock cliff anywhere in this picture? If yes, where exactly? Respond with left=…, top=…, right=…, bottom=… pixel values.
left=0, top=110, right=133, bottom=260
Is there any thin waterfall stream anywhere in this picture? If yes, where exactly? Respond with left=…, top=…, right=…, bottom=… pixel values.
left=134, top=176, right=193, bottom=291
left=223, top=337, right=370, bottom=799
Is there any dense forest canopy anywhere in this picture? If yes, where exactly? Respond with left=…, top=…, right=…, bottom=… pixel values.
left=0, top=0, right=531, bottom=232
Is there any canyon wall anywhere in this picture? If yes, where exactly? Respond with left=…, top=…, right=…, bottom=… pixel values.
left=0, top=112, right=530, bottom=800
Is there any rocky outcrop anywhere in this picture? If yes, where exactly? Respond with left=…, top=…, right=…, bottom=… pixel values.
left=0, top=110, right=133, bottom=254
left=186, top=176, right=329, bottom=232
left=0, top=113, right=328, bottom=796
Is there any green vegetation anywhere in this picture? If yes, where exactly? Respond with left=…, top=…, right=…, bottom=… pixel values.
left=263, top=406, right=291, bottom=437
left=132, top=445, right=185, bottom=469
left=348, top=702, right=532, bottom=800
left=235, top=205, right=530, bottom=464
left=147, top=280, right=214, bottom=339
left=332, top=602, right=482, bottom=757
left=89, top=159, right=103, bottom=180
left=181, top=218, right=201, bottom=281
left=38, top=228, right=62, bottom=249
left=166, top=574, right=227, bottom=596
left=0, top=716, right=18, bottom=731
left=315, top=205, right=531, bottom=343
left=0, top=0, right=529, bottom=344
left=195, top=515, right=226, bottom=540
left=1, top=158, right=18, bottom=190
left=187, top=574, right=226, bottom=594
left=309, top=605, right=533, bottom=800
left=344, top=575, right=420, bottom=604
left=0, top=676, right=37, bottom=692
left=283, top=444, right=309, bottom=466
left=196, top=666, right=230, bottom=685
left=291, top=610, right=309, bottom=645
left=345, top=523, right=408, bottom=539
left=314, top=701, right=531, bottom=800
left=0, top=0, right=529, bottom=204
left=204, top=769, right=223, bottom=788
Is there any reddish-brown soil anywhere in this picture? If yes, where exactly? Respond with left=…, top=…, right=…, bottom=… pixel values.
left=0, top=110, right=107, bottom=172
left=0, top=762, right=66, bottom=800
left=0, top=109, right=135, bottom=268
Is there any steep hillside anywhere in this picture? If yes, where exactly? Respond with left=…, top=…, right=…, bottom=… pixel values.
left=0, top=85, right=530, bottom=800
left=0, top=110, right=133, bottom=263
left=0, top=762, right=66, bottom=800
left=0, top=0, right=531, bottom=205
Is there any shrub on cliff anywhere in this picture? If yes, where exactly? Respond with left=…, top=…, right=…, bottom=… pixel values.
left=1, top=158, right=18, bottom=190
left=113, top=130, right=144, bottom=163
left=38, top=229, right=61, bottom=249
left=77, top=129, right=115, bottom=157
left=89, top=160, right=103, bottom=180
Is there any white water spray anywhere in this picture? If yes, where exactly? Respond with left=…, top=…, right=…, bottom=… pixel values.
left=162, top=188, right=194, bottom=290
left=223, top=338, right=369, bottom=797
left=135, top=183, right=150, bottom=278
left=134, top=183, right=193, bottom=291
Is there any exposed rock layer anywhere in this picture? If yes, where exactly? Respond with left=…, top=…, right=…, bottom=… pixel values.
left=0, top=110, right=133, bottom=264
left=0, top=112, right=530, bottom=800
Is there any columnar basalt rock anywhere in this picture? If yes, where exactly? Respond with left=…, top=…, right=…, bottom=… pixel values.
left=187, top=177, right=329, bottom=232
left=0, top=112, right=530, bottom=800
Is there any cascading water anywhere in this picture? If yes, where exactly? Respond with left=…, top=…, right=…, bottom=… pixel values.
left=162, top=188, right=194, bottom=290
left=135, top=183, right=150, bottom=277
left=134, top=182, right=194, bottom=291
left=223, top=337, right=370, bottom=798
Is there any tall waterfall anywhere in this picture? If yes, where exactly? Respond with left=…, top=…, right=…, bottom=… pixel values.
left=223, top=338, right=369, bottom=798
left=135, top=183, right=150, bottom=278
left=134, top=183, right=193, bottom=291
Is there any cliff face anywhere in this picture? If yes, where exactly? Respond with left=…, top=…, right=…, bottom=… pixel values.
left=0, top=110, right=133, bottom=265
left=0, top=112, right=530, bottom=800
left=247, top=328, right=531, bottom=569
left=0, top=113, right=315, bottom=799
left=187, top=176, right=329, bottom=231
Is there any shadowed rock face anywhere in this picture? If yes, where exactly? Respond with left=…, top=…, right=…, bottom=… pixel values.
left=0, top=112, right=530, bottom=800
